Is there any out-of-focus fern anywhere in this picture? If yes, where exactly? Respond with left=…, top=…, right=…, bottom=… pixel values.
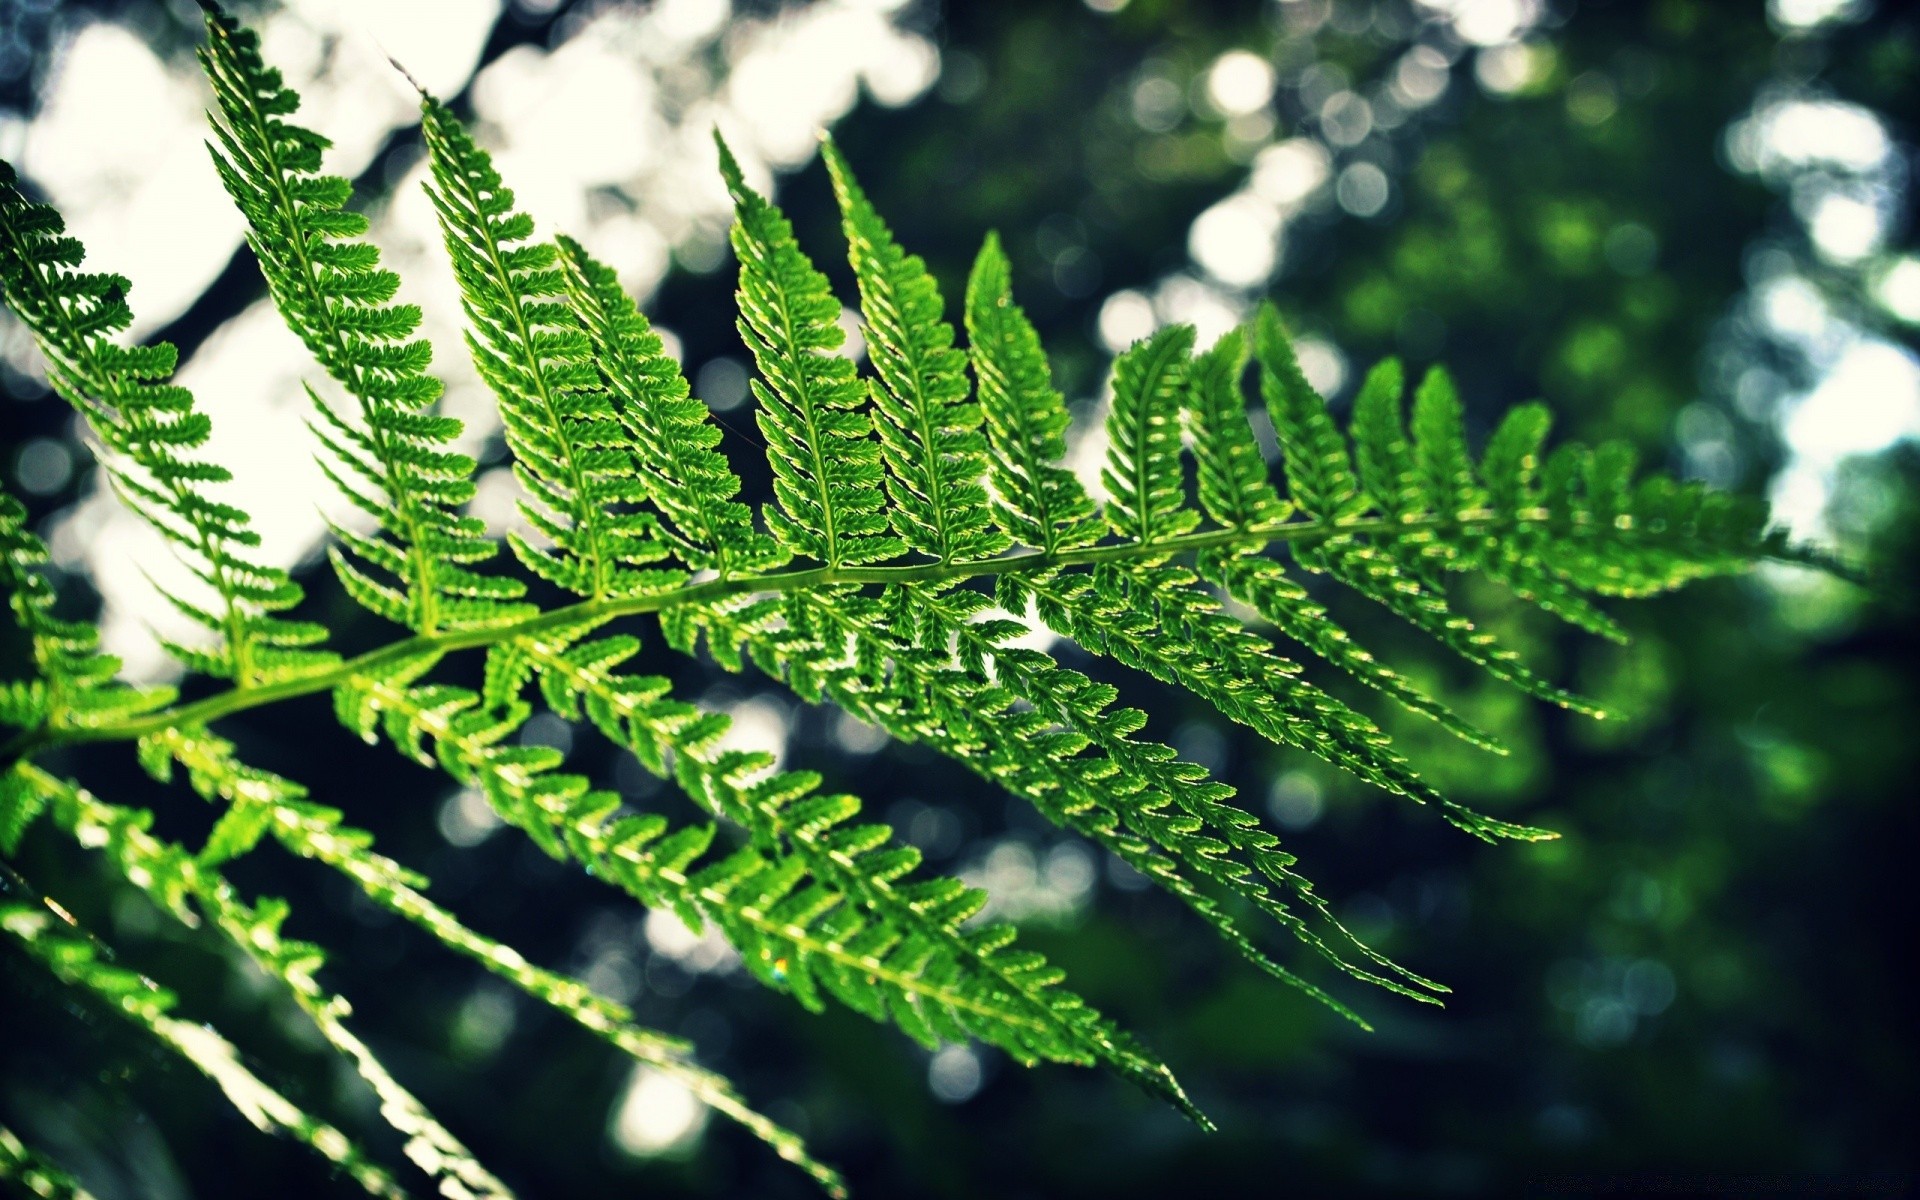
left=0, top=7, right=1842, bottom=1197
left=0, top=1122, right=97, bottom=1200
left=0, top=860, right=407, bottom=1198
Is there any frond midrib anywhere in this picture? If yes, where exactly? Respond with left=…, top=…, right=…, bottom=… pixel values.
left=5, top=504, right=1763, bottom=758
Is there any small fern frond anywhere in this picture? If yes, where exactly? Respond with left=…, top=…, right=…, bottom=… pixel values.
left=0, top=1123, right=96, bottom=1200
left=907, top=582, right=1443, bottom=1005
left=555, top=235, right=784, bottom=576
left=0, top=492, right=173, bottom=745
left=0, top=834, right=409, bottom=1198
left=0, top=166, right=328, bottom=686
left=717, top=136, right=902, bottom=568
left=1351, top=357, right=1422, bottom=520
left=963, top=234, right=1102, bottom=555
left=417, top=94, right=678, bottom=600
left=1185, top=326, right=1290, bottom=530
left=1069, top=562, right=1547, bottom=843
left=681, top=585, right=1416, bottom=1025
left=822, top=138, right=1007, bottom=565
left=199, top=10, right=524, bottom=635
left=1103, top=325, right=1199, bottom=545
left=1201, top=549, right=1506, bottom=753
left=1178, top=335, right=1501, bottom=749
left=693, top=588, right=1210, bottom=1114
left=1253, top=303, right=1606, bottom=720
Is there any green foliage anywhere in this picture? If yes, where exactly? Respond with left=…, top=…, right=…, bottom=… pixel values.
left=556, top=235, right=781, bottom=576
left=823, top=137, right=1007, bottom=566
left=964, top=233, right=1103, bottom=555
left=419, top=93, right=678, bottom=600
left=719, top=135, right=902, bottom=569
left=0, top=7, right=1818, bottom=1197
left=0, top=1123, right=96, bottom=1200
left=0, top=495, right=171, bottom=753
left=0, top=842, right=406, bottom=1198
left=0, top=166, right=328, bottom=686
left=200, top=10, right=525, bottom=636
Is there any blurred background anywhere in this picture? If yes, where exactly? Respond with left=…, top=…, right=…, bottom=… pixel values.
left=1, top=0, right=1914, bottom=1196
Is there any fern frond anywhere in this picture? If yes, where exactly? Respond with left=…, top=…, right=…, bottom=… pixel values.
left=417, top=95, right=678, bottom=600
left=1179, top=339, right=1500, bottom=749
left=822, top=138, right=1007, bottom=565
left=1200, top=549, right=1506, bottom=753
left=555, top=236, right=784, bottom=576
left=20, top=765, right=508, bottom=1198
left=683, top=586, right=1430, bottom=1026
left=1022, top=562, right=1550, bottom=848
left=335, top=648, right=1192, bottom=1126
left=1253, top=304, right=1606, bottom=720
left=131, top=725, right=842, bottom=1197
left=0, top=1124, right=96, bottom=1200
left=1472, top=403, right=1631, bottom=642
left=904, top=583, right=1445, bottom=1002
left=0, top=491, right=173, bottom=744
left=0, top=166, right=329, bottom=686
left=1103, top=325, right=1198, bottom=545
left=718, top=136, right=902, bottom=568
left=199, top=10, right=524, bottom=635
left=963, top=234, right=1102, bottom=555
left=0, top=842, right=409, bottom=1198
left=497, top=623, right=1175, bottom=1102
left=1, top=47, right=1818, bottom=1192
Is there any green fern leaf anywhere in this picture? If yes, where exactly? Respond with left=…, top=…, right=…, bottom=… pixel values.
left=1199, top=549, right=1505, bottom=752
left=823, top=138, right=1007, bottom=564
left=199, top=10, right=524, bottom=635
left=685, top=583, right=1426, bottom=1026
left=0, top=26, right=1823, bottom=1192
left=1253, top=304, right=1605, bottom=720
left=23, top=766, right=507, bottom=1197
left=717, top=135, right=902, bottom=568
left=1024, top=562, right=1548, bottom=843
left=136, top=724, right=843, bottom=1195
left=0, top=166, right=329, bottom=686
left=1181, top=334, right=1495, bottom=747
left=555, top=235, right=784, bottom=576
left=1185, top=325, right=1290, bottom=529
left=0, top=491, right=173, bottom=739
left=504, top=622, right=1174, bottom=1101
left=1103, top=324, right=1199, bottom=544
left=418, top=94, right=679, bottom=599
left=1351, top=357, right=1423, bottom=520
left=0, top=819, right=411, bottom=1198
left=337, top=642, right=1191, bottom=1123
left=963, top=233, right=1103, bottom=554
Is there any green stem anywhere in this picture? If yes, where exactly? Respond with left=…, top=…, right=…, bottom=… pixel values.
left=3, top=509, right=1783, bottom=761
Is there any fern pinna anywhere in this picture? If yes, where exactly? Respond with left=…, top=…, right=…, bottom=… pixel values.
left=0, top=7, right=1835, bottom=1196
